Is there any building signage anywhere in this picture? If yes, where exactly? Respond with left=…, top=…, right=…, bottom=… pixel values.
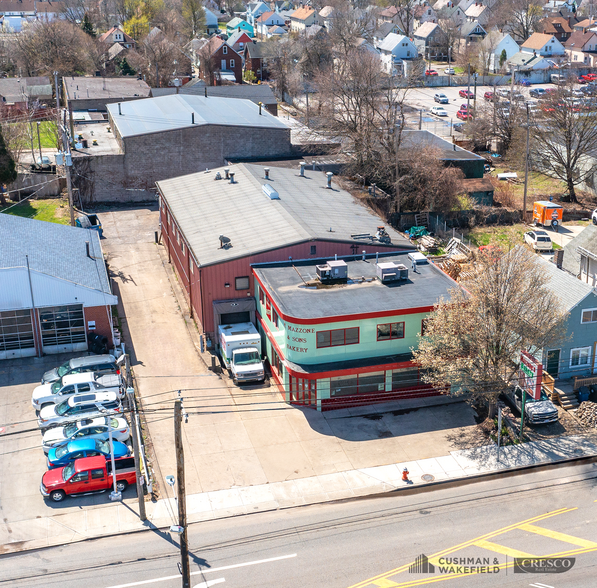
left=519, top=350, right=543, bottom=400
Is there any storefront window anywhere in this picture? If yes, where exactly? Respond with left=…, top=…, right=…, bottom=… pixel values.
left=317, top=327, right=359, bottom=348
left=358, top=372, right=385, bottom=394
left=330, top=375, right=358, bottom=396
left=377, top=322, right=404, bottom=341
left=391, top=367, right=420, bottom=390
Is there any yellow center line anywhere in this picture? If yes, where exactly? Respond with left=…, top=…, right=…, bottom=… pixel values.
left=519, top=523, right=597, bottom=549
left=347, top=507, right=576, bottom=588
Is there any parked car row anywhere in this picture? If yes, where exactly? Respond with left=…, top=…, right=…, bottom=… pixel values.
left=32, top=354, right=134, bottom=503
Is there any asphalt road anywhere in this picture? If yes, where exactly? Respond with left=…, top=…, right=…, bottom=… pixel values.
left=2, top=462, right=597, bottom=588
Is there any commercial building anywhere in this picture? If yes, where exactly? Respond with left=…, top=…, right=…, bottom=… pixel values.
left=253, top=252, right=459, bottom=410
left=0, top=215, right=117, bottom=360
left=156, top=163, right=414, bottom=339
left=63, top=76, right=151, bottom=112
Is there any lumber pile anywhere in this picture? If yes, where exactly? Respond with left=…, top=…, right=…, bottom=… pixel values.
left=576, top=401, right=597, bottom=428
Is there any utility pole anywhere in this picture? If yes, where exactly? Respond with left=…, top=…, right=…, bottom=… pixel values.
left=126, top=381, right=147, bottom=521
left=36, top=121, right=43, bottom=161
left=473, top=73, right=478, bottom=115
left=174, top=399, right=190, bottom=588
left=394, top=121, right=401, bottom=214
left=523, top=103, right=530, bottom=224
left=467, top=63, right=471, bottom=114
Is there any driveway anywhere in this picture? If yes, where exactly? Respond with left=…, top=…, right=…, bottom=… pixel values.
left=100, top=206, right=479, bottom=498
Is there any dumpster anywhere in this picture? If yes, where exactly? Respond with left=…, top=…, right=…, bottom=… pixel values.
left=532, top=201, right=563, bottom=231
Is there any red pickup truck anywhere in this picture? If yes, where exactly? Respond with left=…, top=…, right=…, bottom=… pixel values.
left=40, top=455, right=136, bottom=502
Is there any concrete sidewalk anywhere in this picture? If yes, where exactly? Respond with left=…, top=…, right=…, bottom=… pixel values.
left=3, top=432, right=597, bottom=553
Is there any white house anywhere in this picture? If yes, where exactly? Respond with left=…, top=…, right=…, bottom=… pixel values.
left=246, top=1, right=270, bottom=26
left=521, top=32, right=566, bottom=56
left=204, top=8, right=219, bottom=34
left=378, top=33, right=418, bottom=74
left=507, top=51, right=552, bottom=70
left=482, top=31, right=520, bottom=72
left=255, top=10, right=286, bottom=38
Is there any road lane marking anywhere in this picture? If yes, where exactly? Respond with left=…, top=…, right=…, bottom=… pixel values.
left=519, top=523, right=597, bottom=549
left=347, top=507, right=575, bottom=588
left=104, top=553, right=297, bottom=588
left=193, top=579, right=225, bottom=588
left=473, top=539, right=534, bottom=558
left=529, top=584, right=554, bottom=588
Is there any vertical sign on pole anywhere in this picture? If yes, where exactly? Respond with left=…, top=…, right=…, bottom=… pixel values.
left=496, top=406, right=502, bottom=462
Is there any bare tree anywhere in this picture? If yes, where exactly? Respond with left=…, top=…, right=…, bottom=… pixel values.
left=414, top=246, right=567, bottom=413
left=505, top=0, right=544, bottom=43
left=532, top=86, right=597, bottom=203
left=196, top=39, right=217, bottom=86
left=181, top=0, right=206, bottom=39
left=267, top=37, right=302, bottom=100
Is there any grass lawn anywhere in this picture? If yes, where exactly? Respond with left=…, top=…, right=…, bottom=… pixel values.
left=466, top=223, right=527, bottom=248
left=0, top=198, right=69, bottom=224
left=37, top=121, right=59, bottom=149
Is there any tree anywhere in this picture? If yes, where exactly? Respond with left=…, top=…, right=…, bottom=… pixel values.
left=414, top=247, right=567, bottom=413
left=116, top=56, right=137, bottom=75
left=181, top=0, right=206, bottom=39
left=82, top=13, right=96, bottom=37
left=505, top=0, right=543, bottom=43
left=0, top=126, right=17, bottom=205
left=532, top=84, right=597, bottom=203
left=499, top=48, right=507, bottom=68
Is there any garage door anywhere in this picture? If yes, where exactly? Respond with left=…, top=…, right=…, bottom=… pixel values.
left=39, top=305, right=87, bottom=355
left=0, top=309, right=35, bottom=360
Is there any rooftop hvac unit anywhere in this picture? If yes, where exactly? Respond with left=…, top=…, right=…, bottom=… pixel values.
left=262, top=184, right=280, bottom=200
left=316, top=259, right=348, bottom=282
left=377, top=262, right=408, bottom=283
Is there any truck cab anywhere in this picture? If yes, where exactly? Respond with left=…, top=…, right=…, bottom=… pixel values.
left=218, top=322, right=265, bottom=384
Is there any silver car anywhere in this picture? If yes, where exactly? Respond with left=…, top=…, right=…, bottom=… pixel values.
left=41, top=354, right=121, bottom=384
left=37, top=392, right=123, bottom=429
left=524, top=230, right=553, bottom=251
left=508, top=386, right=558, bottom=425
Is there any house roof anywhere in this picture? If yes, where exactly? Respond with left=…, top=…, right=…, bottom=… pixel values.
left=156, top=163, right=412, bottom=268
left=227, top=17, right=251, bottom=28
left=107, top=94, right=288, bottom=138
left=291, top=5, right=315, bottom=20
left=413, top=21, right=439, bottom=38
left=227, top=29, right=252, bottom=46
left=465, top=3, right=486, bottom=17
left=318, top=5, right=334, bottom=18
left=151, top=83, right=278, bottom=106
left=0, top=214, right=113, bottom=296
left=378, top=33, right=412, bottom=52
left=64, top=76, right=151, bottom=102
left=522, top=32, right=554, bottom=50
left=256, top=10, right=275, bottom=22
left=507, top=51, right=549, bottom=67
left=0, top=76, right=52, bottom=102
left=460, top=20, right=486, bottom=36
left=245, top=40, right=282, bottom=58
left=35, top=1, right=63, bottom=13
left=564, top=30, right=597, bottom=48
left=98, top=26, right=135, bottom=45
left=413, top=5, right=432, bottom=18
left=380, top=5, right=398, bottom=17
left=535, top=254, right=595, bottom=311
left=574, top=17, right=596, bottom=29
left=400, top=130, right=484, bottom=161
left=562, top=224, right=597, bottom=277
left=374, top=21, right=401, bottom=39
left=540, top=16, right=574, bottom=34
left=0, top=0, right=36, bottom=13
left=253, top=252, right=456, bottom=320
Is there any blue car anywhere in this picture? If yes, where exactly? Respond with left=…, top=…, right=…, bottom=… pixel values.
left=47, top=438, right=129, bottom=469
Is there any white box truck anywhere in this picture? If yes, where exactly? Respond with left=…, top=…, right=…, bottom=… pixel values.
left=218, top=323, right=265, bottom=384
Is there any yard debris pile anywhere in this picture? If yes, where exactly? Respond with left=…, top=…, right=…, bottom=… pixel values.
left=438, top=238, right=475, bottom=281
left=576, top=401, right=597, bottom=428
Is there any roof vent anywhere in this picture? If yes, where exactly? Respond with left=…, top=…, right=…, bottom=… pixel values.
left=219, top=235, right=232, bottom=249
left=377, top=261, right=408, bottom=283
left=262, top=183, right=280, bottom=199
left=316, top=259, right=348, bottom=283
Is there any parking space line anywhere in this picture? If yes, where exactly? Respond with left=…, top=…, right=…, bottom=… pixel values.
left=473, top=539, right=534, bottom=558
left=519, top=523, right=597, bottom=549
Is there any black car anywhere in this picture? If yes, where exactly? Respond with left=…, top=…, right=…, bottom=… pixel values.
left=453, top=122, right=465, bottom=133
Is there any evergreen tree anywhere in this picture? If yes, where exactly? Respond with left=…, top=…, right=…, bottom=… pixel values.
left=117, top=57, right=136, bottom=76
left=499, top=49, right=507, bottom=68
left=82, top=13, right=96, bottom=37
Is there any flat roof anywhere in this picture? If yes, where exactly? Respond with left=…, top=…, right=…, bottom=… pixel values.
left=107, top=94, right=289, bottom=138
left=64, top=76, right=151, bottom=101
left=157, top=163, right=413, bottom=268
left=400, top=130, right=485, bottom=162
left=253, top=252, right=458, bottom=320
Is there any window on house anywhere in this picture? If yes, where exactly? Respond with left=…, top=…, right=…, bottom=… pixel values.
left=377, top=322, right=405, bottom=341
left=190, top=261, right=194, bottom=274
left=239, top=43, right=244, bottom=49
left=310, top=245, right=316, bottom=255
left=570, top=346, right=591, bottom=367
left=167, top=211, right=170, bottom=224
left=582, top=308, right=597, bottom=323
left=258, top=285, right=264, bottom=305
left=265, top=297, right=272, bottom=320
left=316, top=327, right=359, bottom=348
left=272, top=308, right=279, bottom=327
left=223, top=45, right=228, bottom=54
left=176, top=231, right=180, bottom=246
left=230, top=59, right=235, bottom=67
left=181, top=241, right=185, bottom=255
left=235, top=276, right=250, bottom=290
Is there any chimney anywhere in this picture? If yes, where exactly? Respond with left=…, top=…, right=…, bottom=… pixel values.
left=229, top=171, right=235, bottom=183
left=258, top=101, right=263, bottom=114
left=326, top=171, right=333, bottom=188
left=118, top=102, right=122, bottom=115
left=205, top=86, right=207, bottom=97
left=376, top=252, right=379, bottom=263
left=85, top=241, right=91, bottom=258
left=192, top=112, right=195, bottom=124
left=264, top=167, right=270, bottom=179
left=224, top=167, right=230, bottom=179
left=299, top=161, right=306, bottom=176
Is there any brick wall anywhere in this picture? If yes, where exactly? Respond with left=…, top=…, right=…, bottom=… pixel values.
left=69, top=95, right=149, bottom=112
left=84, top=305, right=114, bottom=346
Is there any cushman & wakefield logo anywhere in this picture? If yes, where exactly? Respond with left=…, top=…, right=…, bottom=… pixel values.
left=514, top=557, right=576, bottom=574
left=409, top=554, right=500, bottom=575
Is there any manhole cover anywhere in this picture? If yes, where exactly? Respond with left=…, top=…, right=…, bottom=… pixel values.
left=421, top=474, right=435, bottom=482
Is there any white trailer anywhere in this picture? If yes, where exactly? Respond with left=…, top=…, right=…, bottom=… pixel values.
left=218, top=322, right=265, bottom=384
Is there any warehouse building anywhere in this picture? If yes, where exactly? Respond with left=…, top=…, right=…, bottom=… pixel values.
left=253, top=252, right=460, bottom=410
left=0, top=215, right=117, bottom=360
left=156, top=163, right=414, bottom=339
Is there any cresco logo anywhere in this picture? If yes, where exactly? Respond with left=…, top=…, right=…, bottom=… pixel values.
left=513, top=557, right=576, bottom=574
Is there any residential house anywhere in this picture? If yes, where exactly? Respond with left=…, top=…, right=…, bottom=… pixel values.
left=290, top=6, right=319, bottom=32
left=436, top=2, right=465, bottom=25
left=465, top=2, right=489, bottom=25
left=379, top=5, right=398, bottom=22
left=0, top=76, right=52, bottom=115
left=412, top=21, right=447, bottom=58
left=378, top=33, right=418, bottom=75
left=254, top=10, right=287, bottom=38
left=520, top=32, right=566, bottom=56
left=0, top=0, right=63, bottom=32
left=573, top=17, right=597, bottom=32
left=413, top=4, right=438, bottom=28
left=537, top=255, right=597, bottom=380
left=460, top=20, right=486, bottom=42
left=456, top=0, right=477, bottom=11
left=226, top=17, right=254, bottom=38
left=204, top=7, right=219, bottom=34
left=246, top=1, right=270, bottom=26
left=538, top=15, right=576, bottom=41
left=198, top=36, right=243, bottom=84
left=0, top=214, right=118, bottom=360
left=481, top=31, right=520, bottom=72
left=507, top=51, right=553, bottom=70
left=98, top=26, right=136, bottom=49
left=562, top=224, right=597, bottom=286
left=226, top=29, right=253, bottom=54
left=565, top=30, right=597, bottom=63
left=318, top=5, right=335, bottom=28
left=373, top=21, right=404, bottom=47
left=267, top=25, right=288, bottom=36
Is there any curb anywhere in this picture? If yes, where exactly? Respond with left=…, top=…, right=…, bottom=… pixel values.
left=2, top=452, right=597, bottom=557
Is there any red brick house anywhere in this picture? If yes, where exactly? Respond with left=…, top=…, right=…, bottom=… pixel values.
left=199, top=37, right=243, bottom=85
left=244, top=41, right=278, bottom=81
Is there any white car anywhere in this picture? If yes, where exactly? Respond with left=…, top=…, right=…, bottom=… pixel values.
left=444, top=67, right=455, bottom=75
left=32, top=372, right=122, bottom=411
left=496, top=88, right=510, bottom=98
left=37, top=392, right=122, bottom=429
left=41, top=416, right=130, bottom=453
left=592, top=208, right=597, bottom=225
left=431, top=106, right=448, bottom=117
left=434, top=92, right=449, bottom=103
left=524, top=230, right=553, bottom=251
